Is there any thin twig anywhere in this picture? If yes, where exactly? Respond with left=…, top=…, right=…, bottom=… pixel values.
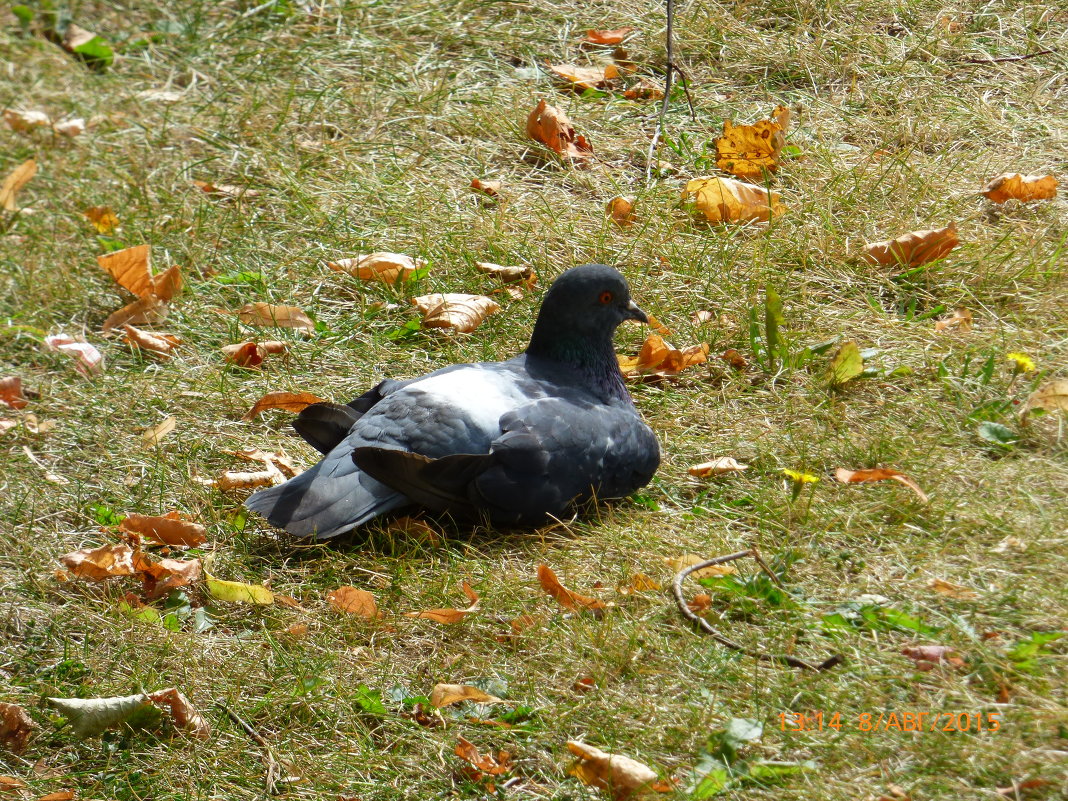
left=644, top=0, right=675, bottom=184
left=672, top=550, right=843, bottom=671
left=216, top=700, right=288, bottom=794
left=668, top=62, right=697, bottom=121
left=961, top=48, right=1055, bottom=65
left=749, top=545, right=787, bottom=592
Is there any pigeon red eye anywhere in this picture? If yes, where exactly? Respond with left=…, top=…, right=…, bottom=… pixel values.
left=599, top=291, right=614, bottom=304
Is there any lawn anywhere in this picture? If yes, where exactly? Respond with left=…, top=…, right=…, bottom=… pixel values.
left=0, top=0, right=1065, bottom=799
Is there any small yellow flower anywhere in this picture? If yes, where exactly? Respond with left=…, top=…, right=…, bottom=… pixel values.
left=782, top=469, right=820, bottom=484
left=1006, top=352, right=1036, bottom=372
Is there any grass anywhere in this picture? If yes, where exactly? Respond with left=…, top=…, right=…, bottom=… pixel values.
left=1, top=0, right=1066, bottom=798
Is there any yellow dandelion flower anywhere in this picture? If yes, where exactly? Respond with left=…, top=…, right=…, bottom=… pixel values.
left=782, top=469, right=820, bottom=484
left=1006, top=352, right=1036, bottom=372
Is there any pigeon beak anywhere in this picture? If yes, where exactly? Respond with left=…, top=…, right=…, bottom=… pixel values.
left=625, top=299, right=649, bottom=324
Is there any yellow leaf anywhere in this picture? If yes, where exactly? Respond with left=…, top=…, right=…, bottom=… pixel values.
left=715, top=109, right=788, bottom=180
left=430, top=684, right=506, bottom=708
left=206, top=575, right=275, bottom=605
left=0, top=159, right=37, bottom=212
left=412, top=293, right=500, bottom=333
left=548, top=62, right=620, bottom=90
left=861, top=223, right=959, bottom=267
left=681, top=176, right=785, bottom=223
left=1021, top=379, right=1068, bottom=421
left=982, top=173, right=1057, bottom=204
left=141, top=415, right=176, bottom=447
left=84, top=205, right=119, bottom=233
left=927, top=577, right=978, bottom=600
left=664, top=554, right=738, bottom=578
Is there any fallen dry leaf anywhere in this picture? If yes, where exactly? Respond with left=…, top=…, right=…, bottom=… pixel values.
left=0, top=159, right=36, bottom=212
left=833, top=467, right=929, bottom=503
left=407, top=581, right=480, bottom=624
left=135, top=553, right=201, bottom=599
left=454, top=736, right=512, bottom=786
left=43, top=335, right=104, bottom=376
left=204, top=467, right=284, bottom=491
left=549, top=62, right=620, bottom=91
left=567, top=740, right=659, bottom=801
left=617, top=334, right=709, bottom=380
left=97, top=246, right=182, bottom=303
left=934, top=307, right=972, bottom=333
left=122, top=325, right=181, bottom=359
left=720, top=348, right=748, bottom=370
left=221, top=340, right=287, bottom=368
left=1020, top=379, right=1068, bottom=421
left=192, top=179, right=260, bottom=200
left=0, top=775, right=28, bottom=792
left=687, top=593, right=712, bottom=614
left=327, top=586, right=379, bottom=619
left=2, top=108, right=51, bottom=132
left=145, top=688, right=210, bottom=738
left=606, top=196, right=635, bottom=227
left=927, top=577, right=978, bottom=600
left=242, top=390, right=327, bottom=421
left=222, top=446, right=300, bottom=477
left=10, top=413, right=55, bottom=436
left=715, top=106, right=790, bottom=181
left=102, top=296, right=168, bottom=333
left=584, top=27, right=634, bottom=45
left=327, top=252, right=426, bottom=284
left=431, top=684, right=506, bottom=709
left=470, top=178, right=501, bottom=197
left=475, top=262, right=536, bottom=288
left=37, top=791, right=75, bottom=801
left=0, top=702, right=37, bottom=753
left=996, top=779, right=1050, bottom=797
left=982, top=173, right=1057, bottom=204
left=681, top=176, right=785, bottom=223
left=119, top=512, right=207, bottom=548
left=992, top=536, right=1027, bottom=554
left=141, top=415, right=176, bottom=447
left=688, top=457, right=749, bottom=477
left=235, top=302, right=315, bottom=333
left=537, top=564, right=606, bottom=618
left=901, top=644, right=965, bottom=671
left=59, top=543, right=138, bottom=580
left=861, top=223, right=959, bottom=267
left=526, top=99, right=593, bottom=162
left=84, top=206, right=119, bottom=233
left=412, top=293, right=500, bottom=334
left=52, top=118, right=85, bottom=137
left=664, top=554, right=739, bottom=579
left=0, top=376, right=29, bottom=410
left=617, top=573, right=660, bottom=594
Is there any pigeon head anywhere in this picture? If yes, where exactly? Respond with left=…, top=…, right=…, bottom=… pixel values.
left=526, top=264, right=647, bottom=376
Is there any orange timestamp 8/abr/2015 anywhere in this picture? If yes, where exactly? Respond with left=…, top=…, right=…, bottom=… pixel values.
left=779, top=711, right=1002, bottom=733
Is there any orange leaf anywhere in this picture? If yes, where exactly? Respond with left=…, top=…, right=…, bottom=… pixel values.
left=617, top=334, right=708, bottom=379
left=720, top=348, right=748, bottom=369
left=432, top=684, right=506, bottom=709
left=119, top=512, right=207, bottom=547
left=584, top=27, right=634, bottom=45
left=102, top=296, right=168, bottom=334
left=327, top=586, right=379, bottom=619
left=412, top=293, right=500, bottom=334
left=133, top=553, right=202, bottom=598
left=474, top=262, right=536, bottom=287
left=526, top=99, right=593, bottom=162
left=327, top=252, right=426, bottom=284
left=715, top=107, right=789, bottom=180
left=537, top=564, right=606, bottom=618
left=622, top=77, right=664, bottom=101
left=37, top=792, right=75, bottom=801
left=567, top=740, right=660, bottom=800
left=59, top=544, right=138, bottom=580
left=84, top=206, right=118, bottom=233
left=548, top=62, right=620, bottom=91
left=235, top=303, right=315, bottom=332
left=933, top=307, right=972, bottom=333
left=606, top=196, right=635, bottom=227
left=454, top=735, right=512, bottom=779
left=982, top=173, right=1057, bottom=204
left=470, top=178, right=501, bottom=197
left=121, top=325, right=181, bottom=359
left=0, top=702, right=37, bottom=753
left=0, top=376, right=29, bottom=410
left=242, top=390, right=326, bottom=421
left=406, top=580, right=479, bottom=623
left=861, top=223, right=958, bottom=267
left=833, top=467, right=929, bottom=503
left=0, top=159, right=36, bottom=211
left=901, top=644, right=964, bottom=671
left=145, top=688, right=211, bottom=738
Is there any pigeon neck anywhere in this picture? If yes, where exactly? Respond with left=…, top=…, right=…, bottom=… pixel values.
left=526, top=328, right=630, bottom=403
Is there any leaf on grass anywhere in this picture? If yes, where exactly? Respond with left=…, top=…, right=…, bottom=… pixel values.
left=38, top=792, right=76, bottom=801
left=52, top=118, right=85, bottom=137
left=192, top=180, right=260, bottom=200
left=537, top=564, right=606, bottom=618
left=0, top=159, right=37, bottom=211
left=206, top=575, right=275, bottom=605
left=2, top=109, right=51, bottom=132
left=715, top=106, right=790, bottom=181
left=861, top=223, right=959, bottom=267
left=97, top=246, right=182, bottom=302
left=475, top=262, right=537, bottom=288
left=584, top=27, right=634, bottom=45
left=997, top=780, right=1050, bottom=797
left=431, top=684, right=506, bottom=709
left=664, top=554, right=738, bottom=579
left=454, top=736, right=512, bottom=785
left=327, top=252, right=426, bottom=284
left=122, top=325, right=181, bottom=359
left=617, top=334, right=709, bottom=380
left=982, top=173, right=1057, bottom=204
left=407, top=581, right=480, bottom=624
left=84, top=205, right=119, bottom=233
left=242, top=390, right=326, bottom=421
left=135, top=554, right=202, bottom=599
left=235, top=303, right=315, bottom=333
left=622, top=77, right=664, bottom=101
left=0, top=376, right=29, bottom=410
left=1020, top=379, right=1068, bottom=421
left=0, top=776, right=27, bottom=792
left=145, top=688, right=211, bottom=738
left=102, top=296, right=168, bottom=334
left=992, top=536, right=1026, bottom=554
left=0, top=702, right=37, bottom=753
left=46, top=694, right=154, bottom=737
left=412, top=293, right=500, bottom=333
left=688, top=457, right=748, bottom=477
left=119, top=512, right=207, bottom=547
left=900, top=644, right=964, bottom=671
left=327, top=586, right=379, bottom=619
left=470, top=178, right=501, bottom=197
left=827, top=340, right=864, bottom=387
left=681, top=176, right=785, bottom=224
left=199, top=467, right=284, bottom=491
left=934, top=307, right=972, bottom=333
left=927, top=577, right=978, bottom=600
left=221, top=340, right=287, bottom=368
left=606, top=196, right=635, bottom=227
left=833, top=467, right=929, bottom=503
left=59, top=543, right=137, bottom=580
left=567, top=740, right=660, bottom=801
left=720, top=349, right=748, bottom=369
left=526, top=99, right=593, bottom=162
left=548, top=62, right=620, bottom=91
left=141, top=415, right=176, bottom=447
left=617, top=573, right=660, bottom=594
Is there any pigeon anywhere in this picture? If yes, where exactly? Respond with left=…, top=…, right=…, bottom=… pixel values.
left=244, top=263, right=660, bottom=539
